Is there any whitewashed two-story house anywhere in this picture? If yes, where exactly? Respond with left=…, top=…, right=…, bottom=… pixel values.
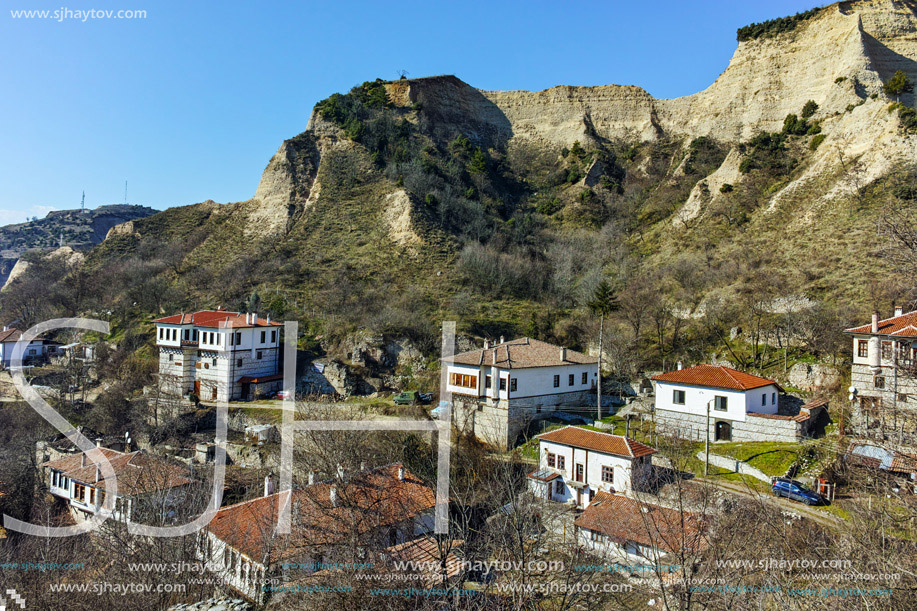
left=197, top=463, right=435, bottom=603
left=42, top=442, right=193, bottom=524
left=845, top=306, right=917, bottom=439
left=527, top=426, right=656, bottom=509
left=652, top=364, right=826, bottom=442
left=445, top=337, right=598, bottom=449
left=574, top=492, right=706, bottom=564
left=155, top=309, right=283, bottom=402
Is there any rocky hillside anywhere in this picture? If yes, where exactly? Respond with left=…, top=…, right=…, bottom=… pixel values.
left=0, top=204, right=156, bottom=286
left=9, top=0, right=917, bottom=376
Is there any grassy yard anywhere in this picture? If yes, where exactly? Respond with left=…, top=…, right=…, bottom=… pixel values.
left=711, top=441, right=804, bottom=477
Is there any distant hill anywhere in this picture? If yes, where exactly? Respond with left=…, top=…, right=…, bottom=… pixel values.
left=0, top=204, right=156, bottom=285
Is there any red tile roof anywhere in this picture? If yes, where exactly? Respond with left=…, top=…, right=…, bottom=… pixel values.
left=206, top=463, right=435, bottom=565
left=383, top=536, right=465, bottom=582
left=747, top=411, right=809, bottom=423
left=526, top=469, right=561, bottom=482
left=846, top=310, right=917, bottom=337
left=154, top=310, right=281, bottom=328
left=450, top=337, right=597, bottom=369
left=0, top=328, right=47, bottom=344
left=237, top=374, right=284, bottom=384
left=652, top=364, right=779, bottom=391
left=0, top=328, right=21, bottom=343
left=574, top=491, right=706, bottom=555
left=42, top=448, right=193, bottom=496
left=536, top=426, right=656, bottom=458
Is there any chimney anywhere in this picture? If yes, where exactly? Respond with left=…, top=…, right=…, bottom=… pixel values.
left=360, top=461, right=366, bottom=471
left=264, top=474, right=274, bottom=497
left=483, top=339, right=490, bottom=350
left=95, top=437, right=102, bottom=448
left=499, top=335, right=505, bottom=344
left=266, top=315, right=271, bottom=325
left=337, top=463, right=347, bottom=482
left=560, top=347, right=566, bottom=362
left=895, top=304, right=903, bottom=317
left=308, top=470, right=316, bottom=485
left=872, top=312, right=880, bottom=334
left=96, top=464, right=101, bottom=483
left=81, top=453, right=86, bottom=468
left=677, top=361, right=683, bottom=371
left=397, top=465, right=405, bottom=481
left=330, top=485, right=338, bottom=507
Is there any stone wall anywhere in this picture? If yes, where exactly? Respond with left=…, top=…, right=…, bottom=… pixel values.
left=654, top=409, right=804, bottom=443
left=453, top=390, right=596, bottom=449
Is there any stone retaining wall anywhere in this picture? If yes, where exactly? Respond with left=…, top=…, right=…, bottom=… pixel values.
left=654, top=409, right=804, bottom=443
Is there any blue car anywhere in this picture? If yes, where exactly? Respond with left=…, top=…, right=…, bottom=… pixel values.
left=771, top=478, right=825, bottom=506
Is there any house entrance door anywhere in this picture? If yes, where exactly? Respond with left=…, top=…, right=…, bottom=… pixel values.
left=715, top=420, right=732, bottom=441
left=193, top=381, right=200, bottom=396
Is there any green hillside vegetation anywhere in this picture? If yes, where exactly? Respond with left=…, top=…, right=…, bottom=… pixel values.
left=1, top=77, right=911, bottom=386
left=736, top=7, right=821, bottom=42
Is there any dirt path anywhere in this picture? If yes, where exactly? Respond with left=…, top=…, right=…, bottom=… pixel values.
left=698, top=477, right=844, bottom=529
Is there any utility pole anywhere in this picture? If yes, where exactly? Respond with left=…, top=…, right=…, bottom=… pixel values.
left=124, top=180, right=128, bottom=204
left=705, top=397, right=712, bottom=476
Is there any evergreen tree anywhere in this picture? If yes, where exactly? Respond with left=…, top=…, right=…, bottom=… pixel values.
left=587, top=280, right=619, bottom=421
left=884, top=70, right=914, bottom=103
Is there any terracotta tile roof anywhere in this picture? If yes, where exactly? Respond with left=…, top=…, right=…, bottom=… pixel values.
left=450, top=337, right=597, bottom=369
left=0, top=328, right=47, bottom=344
left=890, top=452, right=917, bottom=475
left=237, top=374, right=284, bottom=384
left=42, top=448, right=193, bottom=496
left=848, top=443, right=917, bottom=474
left=747, top=411, right=810, bottom=423
left=536, top=426, right=656, bottom=458
left=527, top=469, right=561, bottom=482
left=206, top=463, right=435, bottom=565
left=0, top=328, right=21, bottom=343
left=154, top=310, right=281, bottom=328
left=383, top=536, right=465, bottom=581
left=652, top=364, right=779, bottom=391
left=845, top=310, right=917, bottom=336
left=574, top=491, right=706, bottom=555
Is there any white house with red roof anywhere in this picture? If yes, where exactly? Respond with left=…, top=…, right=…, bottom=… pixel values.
left=445, top=337, right=598, bottom=450
left=844, top=306, right=917, bottom=437
left=574, top=491, right=706, bottom=563
left=651, top=364, right=822, bottom=443
left=41, top=442, right=193, bottom=524
left=527, top=426, right=656, bottom=508
left=155, top=309, right=283, bottom=402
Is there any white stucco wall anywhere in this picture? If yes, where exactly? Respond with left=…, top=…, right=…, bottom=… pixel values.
left=576, top=527, right=660, bottom=564
left=446, top=363, right=597, bottom=400
left=654, top=381, right=780, bottom=422
left=537, top=438, right=649, bottom=506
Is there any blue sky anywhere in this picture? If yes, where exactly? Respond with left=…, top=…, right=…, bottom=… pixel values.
left=0, top=0, right=821, bottom=224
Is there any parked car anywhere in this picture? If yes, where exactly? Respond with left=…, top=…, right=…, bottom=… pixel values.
left=271, top=390, right=293, bottom=400
left=393, top=391, right=433, bottom=405
left=771, top=477, right=826, bottom=505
